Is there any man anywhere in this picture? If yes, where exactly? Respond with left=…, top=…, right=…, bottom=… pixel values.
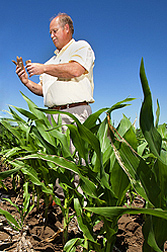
left=15, top=13, right=95, bottom=203
left=16, top=13, right=95, bottom=130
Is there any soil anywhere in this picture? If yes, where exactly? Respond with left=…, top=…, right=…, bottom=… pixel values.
left=0, top=167, right=166, bottom=252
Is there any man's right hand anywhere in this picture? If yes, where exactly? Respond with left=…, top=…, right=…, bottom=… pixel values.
left=16, top=65, right=29, bottom=86
left=15, top=64, right=43, bottom=96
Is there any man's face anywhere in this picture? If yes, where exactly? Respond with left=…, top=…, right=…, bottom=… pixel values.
left=49, top=17, right=68, bottom=50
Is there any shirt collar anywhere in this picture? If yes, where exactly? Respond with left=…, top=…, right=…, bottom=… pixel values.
left=54, top=38, right=75, bottom=56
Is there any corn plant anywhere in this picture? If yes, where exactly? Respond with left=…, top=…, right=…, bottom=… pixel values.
left=85, top=58, right=167, bottom=252
left=1, top=58, right=167, bottom=251
left=0, top=181, right=34, bottom=232
left=0, top=95, right=72, bottom=242
left=0, top=122, right=18, bottom=151
left=30, top=98, right=136, bottom=251
left=0, top=92, right=135, bottom=250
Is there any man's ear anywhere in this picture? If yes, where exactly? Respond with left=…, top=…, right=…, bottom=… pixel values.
left=65, top=23, right=70, bottom=33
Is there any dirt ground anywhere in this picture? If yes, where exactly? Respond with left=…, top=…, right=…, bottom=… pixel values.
left=0, top=172, right=166, bottom=252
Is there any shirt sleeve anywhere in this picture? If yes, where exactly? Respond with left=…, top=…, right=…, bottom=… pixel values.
left=69, top=41, right=95, bottom=72
left=38, top=75, right=43, bottom=86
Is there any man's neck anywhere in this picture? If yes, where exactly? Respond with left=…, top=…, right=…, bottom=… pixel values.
left=55, top=38, right=74, bottom=55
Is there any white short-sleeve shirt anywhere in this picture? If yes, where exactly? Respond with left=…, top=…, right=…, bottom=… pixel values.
left=40, top=39, right=95, bottom=107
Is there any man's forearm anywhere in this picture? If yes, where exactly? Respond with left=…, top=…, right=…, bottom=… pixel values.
left=43, top=61, right=86, bottom=79
left=25, top=80, right=43, bottom=96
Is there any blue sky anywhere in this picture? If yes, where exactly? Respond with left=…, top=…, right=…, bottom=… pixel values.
left=1, top=0, right=167, bottom=127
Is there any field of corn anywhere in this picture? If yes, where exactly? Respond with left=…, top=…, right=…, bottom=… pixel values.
left=0, top=58, right=167, bottom=252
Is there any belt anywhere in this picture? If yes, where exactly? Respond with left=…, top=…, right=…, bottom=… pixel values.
left=49, top=101, right=89, bottom=110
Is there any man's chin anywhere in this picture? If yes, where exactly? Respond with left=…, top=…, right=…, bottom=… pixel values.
left=52, top=40, right=57, bottom=46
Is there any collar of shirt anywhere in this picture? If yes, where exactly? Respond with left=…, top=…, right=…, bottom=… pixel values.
left=54, top=38, right=75, bottom=57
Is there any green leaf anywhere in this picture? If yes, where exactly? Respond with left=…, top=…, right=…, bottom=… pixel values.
left=11, top=160, right=55, bottom=196
left=97, top=117, right=111, bottom=153
left=118, top=115, right=137, bottom=150
left=153, top=159, right=167, bottom=208
left=0, top=167, right=21, bottom=181
left=64, top=238, right=84, bottom=252
left=68, top=124, right=88, bottom=163
left=139, top=58, right=162, bottom=157
left=23, top=182, right=30, bottom=214
left=109, top=160, right=129, bottom=204
left=157, top=124, right=167, bottom=162
left=12, top=105, right=38, bottom=120
left=48, top=128, right=71, bottom=158
left=35, top=119, right=56, bottom=147
left=21, top=92, right=47, bottom=121
left=119, top=142, right=160, bottom=205
left=85, top=206, right=167, bottom=221
left=83, top=108, right=108, bottom=129
left=1, top=120, right=25, bottom=146
left=18, top=153, right=79, bottom=175
left=74, top=198, right=95, bottom=242
left=155, top=99, right=160, bottom=128
left=38, top=108, right=102, bottom=163
left=107, top=97, right=135, bottom=115
left=137, top=142, right=148, bottom=156
left=0, top=208, right=21, bottom=230
left=80, top=175, right=98, bottom=198
left=8, top=106, right=26, bottom=123
left=4, top=198, right=20, bottom=214
left=3, top=147, right=22, bottom=158
left=143, top=216, right=163, bottom=252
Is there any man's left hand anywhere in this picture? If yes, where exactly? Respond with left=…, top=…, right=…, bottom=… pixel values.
left=26, top=63, right=45, bottom=77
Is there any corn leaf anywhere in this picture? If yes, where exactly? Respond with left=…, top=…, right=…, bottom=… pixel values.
left=68, top=124, right=88, bottom=164
left=74, top=198, right=95, bottom=242
left=0, top=167, right=20, bottom=181
left=18, top=153, right=79, bottom=174
left=1, top=120, right=25, bottom=146
left=11, top=160, right=54, bottom=195
left=8, top=106, right=26, bottom=123
left=0, top=208, right=21, bottom=230
left=139, top=58, right=162, bottom=157
left=64, top=238, right=84, bottom=252
left=35, top=119, right=56, bottom=147
left=21, top=92, right=50, bottom=126
left=153, top=159, right=167, bottom=208
left=11, top=105, right=38, bottom=120
left=142, top=216, right=167, bottom=252
left=47, top=128, right=71, bottom=158
left=83, top=108, right=108, bottom=129
left=107, top=97, right=135, bottom=115
left=85, top=206, right=167, bottom=221
left=155, top=99, right=160, bottom=128
left=38, top=109, right=102, bottom=162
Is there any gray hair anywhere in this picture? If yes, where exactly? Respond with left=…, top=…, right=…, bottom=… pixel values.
left=51, top=13, right=74, bottom=35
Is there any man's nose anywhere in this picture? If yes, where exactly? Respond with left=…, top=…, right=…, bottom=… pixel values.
left=50, top=31, right=54, bottom=38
